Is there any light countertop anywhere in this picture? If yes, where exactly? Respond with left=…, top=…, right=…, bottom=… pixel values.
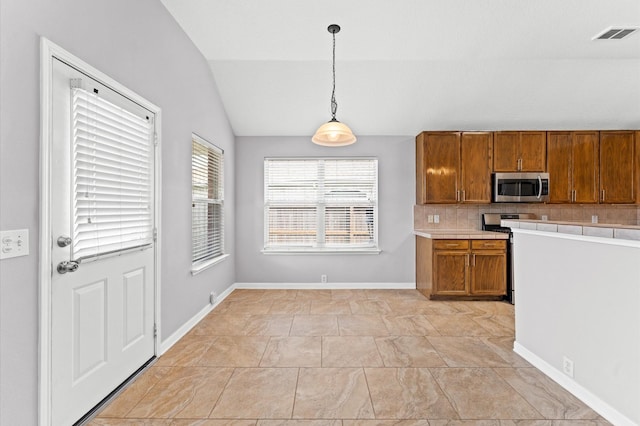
left=502, top=219, right=640, bottom=241
left=414, top=229, right=509, bottom=240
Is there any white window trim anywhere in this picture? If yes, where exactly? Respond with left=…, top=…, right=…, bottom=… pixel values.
left=263, top=157, right=379, bottom=254
left=191, top=253, right=230, bottom=275
left=191, top=133, right=225, bottom=273
left=262, top=248, right=381, bottom=255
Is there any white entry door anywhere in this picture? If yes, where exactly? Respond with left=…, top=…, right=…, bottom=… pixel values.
left=49, top=58, right=156, bottom=426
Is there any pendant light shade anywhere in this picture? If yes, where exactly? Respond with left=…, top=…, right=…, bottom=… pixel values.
left=312, top=119, right=357, bottom=146
left=312, top=24, right=356, bottom=146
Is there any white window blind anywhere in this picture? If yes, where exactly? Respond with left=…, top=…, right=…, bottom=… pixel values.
left=192, top=135, right=224, bottom=266
left=72, top=85, right=154, bottom=261
left=264, top=158, right=378, bottom=252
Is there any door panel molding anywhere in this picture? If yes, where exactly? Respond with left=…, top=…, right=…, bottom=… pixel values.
left=39, top=37, right=162, bottom=426
left=72, top=280, right=108, bottom=383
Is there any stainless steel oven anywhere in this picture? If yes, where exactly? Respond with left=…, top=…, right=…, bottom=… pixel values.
left=492, top=172, right=549, bottom=203
left=481, top=213, right=536, bottom=304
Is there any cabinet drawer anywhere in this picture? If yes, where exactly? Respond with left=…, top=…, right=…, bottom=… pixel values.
left=471, top=240, right=506, bottom=250
left=434, top=240, right=469, bottom=250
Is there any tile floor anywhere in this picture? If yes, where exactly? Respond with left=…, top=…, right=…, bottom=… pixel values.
left=90, top=289, right=611, bottom=425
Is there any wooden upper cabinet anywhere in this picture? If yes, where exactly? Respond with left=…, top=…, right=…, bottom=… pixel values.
left=546, top=132, right=572, bottom=203
left=599, top=131, right=636, bottom=204
left=416, top=132, right=460, bottom=204
left=460, top=132, right=492, bottom=203
left=493, top=131, right=546, bottom=172
left=547, top=131, right=599, bottom=204
left=416, top=129, right=638, bottom=205
left=572, top=132, right=599, bottom=203
left=416, top=131, right=491, bottom=204
left=520, top=132, right=547, bottom=171
left=637, top=131, right=640, bottom=204
left=493, top=132, right=518, bottom=171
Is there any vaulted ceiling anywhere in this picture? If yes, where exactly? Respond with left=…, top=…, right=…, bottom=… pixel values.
left=161, top=0, right=640, bottom=137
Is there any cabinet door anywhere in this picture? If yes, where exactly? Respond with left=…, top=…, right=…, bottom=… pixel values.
left=600, top=131, right=635, bottom=204
left=460, top=132, right=492, bottom=203
left=433, top=251, right=468, bottom=295
left=494, top=132, right=546, bottom=172
left=493, top=132, right=518, bottom=171
left=547, top=132, right=573, bottom=203
left=518, top=132, right=546, bottom=172
left=470, top=250, right=506, bottom=296
left=422, top=132, right=461, bottom=203
left=572, top=132, right=599, bottom=204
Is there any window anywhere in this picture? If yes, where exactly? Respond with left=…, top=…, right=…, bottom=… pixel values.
left=71, top=83, right=154, bottom=261
left=192, top=134, right=225, bottom=271
left=264, top=158, right=379, bottom=253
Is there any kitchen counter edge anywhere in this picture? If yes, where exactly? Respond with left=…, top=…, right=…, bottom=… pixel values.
left=502, top=219, right=640, bottom=242
left=414, top=229, right=509, bottom=240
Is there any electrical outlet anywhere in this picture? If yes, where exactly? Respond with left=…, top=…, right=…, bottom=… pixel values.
left=321, top=274, right=328, bottom=284
left=562, top=356, right=574, bottom=378
left=434, top=215, right=440, bottom=224
left=427, top=215, right=434, bottom=223
left=209, top=292, right=217, bottom=305
left=591, top=215, right=598, bottom=223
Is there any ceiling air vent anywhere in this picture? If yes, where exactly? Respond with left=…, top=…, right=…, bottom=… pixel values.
left=593, top=27, right=638, bottom=40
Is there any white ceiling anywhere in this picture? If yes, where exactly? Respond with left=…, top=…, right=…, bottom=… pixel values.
left=161, top=0, right=640, bottom=137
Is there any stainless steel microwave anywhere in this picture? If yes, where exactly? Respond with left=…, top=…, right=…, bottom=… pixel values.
left=492, top=172, right=549, bottom=203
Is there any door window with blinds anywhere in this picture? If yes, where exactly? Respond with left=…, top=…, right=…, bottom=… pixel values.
left=192, top=134, right=225, bottom=270
left=71, top=80, right=154, bottom=261
left=264, top=158, right=379, bottom=253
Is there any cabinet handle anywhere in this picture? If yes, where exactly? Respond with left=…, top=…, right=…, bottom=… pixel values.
left=461, top=190, right=465, bottom=202
left=571, top=189, right=576, bottom=203
left=483, top=243, right=496, bottom=247
left=445, top=243, right=459, bottom=247
left=472, top=254, right=476, bottom=266
left=456, top=190, right=460, bottom=202
left=601, top=189, right=605, bottom=202
left=465, top=253, right=470, bottom=267
left=517, top=158, right=522, bottom=171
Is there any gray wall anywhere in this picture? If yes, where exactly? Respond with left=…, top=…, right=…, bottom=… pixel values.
left=235, top=136, right=415, bottom=284
left=0, top=1, right=235, bottom=423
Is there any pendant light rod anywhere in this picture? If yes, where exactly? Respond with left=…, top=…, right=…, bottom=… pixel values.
left=329, top=24, right=340, bottom=121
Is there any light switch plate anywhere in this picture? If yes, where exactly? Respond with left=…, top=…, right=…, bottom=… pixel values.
left=0, top=229, right=29, bottom=259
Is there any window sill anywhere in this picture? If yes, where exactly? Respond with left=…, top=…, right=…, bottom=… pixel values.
left=261, top=248, right=381, bottom=255
left=191, top=253, right=230, bottom=275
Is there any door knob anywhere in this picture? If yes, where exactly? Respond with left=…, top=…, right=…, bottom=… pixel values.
left=57, top=260, right=79, bottom=274
left=57, top=236, right=72, bottom=247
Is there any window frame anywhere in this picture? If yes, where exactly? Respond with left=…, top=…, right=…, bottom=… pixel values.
left=263, top=157, right=381, bottom=255
left=191, top=133, right=228, bottom=274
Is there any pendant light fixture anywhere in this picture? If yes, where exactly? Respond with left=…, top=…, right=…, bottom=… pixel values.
left=312, top=24, right=357, bottom=146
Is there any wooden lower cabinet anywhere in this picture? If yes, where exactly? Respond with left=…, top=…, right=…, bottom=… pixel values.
left=417, top=237, right=507, bottom=300
left=433, top=249, right=469, bottom=295
left=469, top=244, right=507, bottom=295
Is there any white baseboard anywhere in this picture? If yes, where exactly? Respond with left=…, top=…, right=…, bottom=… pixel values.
left=514, top=341, right=637, bottom=426
left=158, top=284, right=237, bottom=355
left=234, top=282, right=416, bottom=290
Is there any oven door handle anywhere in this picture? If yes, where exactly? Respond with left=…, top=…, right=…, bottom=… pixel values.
left=537, top=175, right=543, bottom=199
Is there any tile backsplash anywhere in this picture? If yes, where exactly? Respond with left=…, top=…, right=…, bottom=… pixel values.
left=414, top=204, right=640, bottom=230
